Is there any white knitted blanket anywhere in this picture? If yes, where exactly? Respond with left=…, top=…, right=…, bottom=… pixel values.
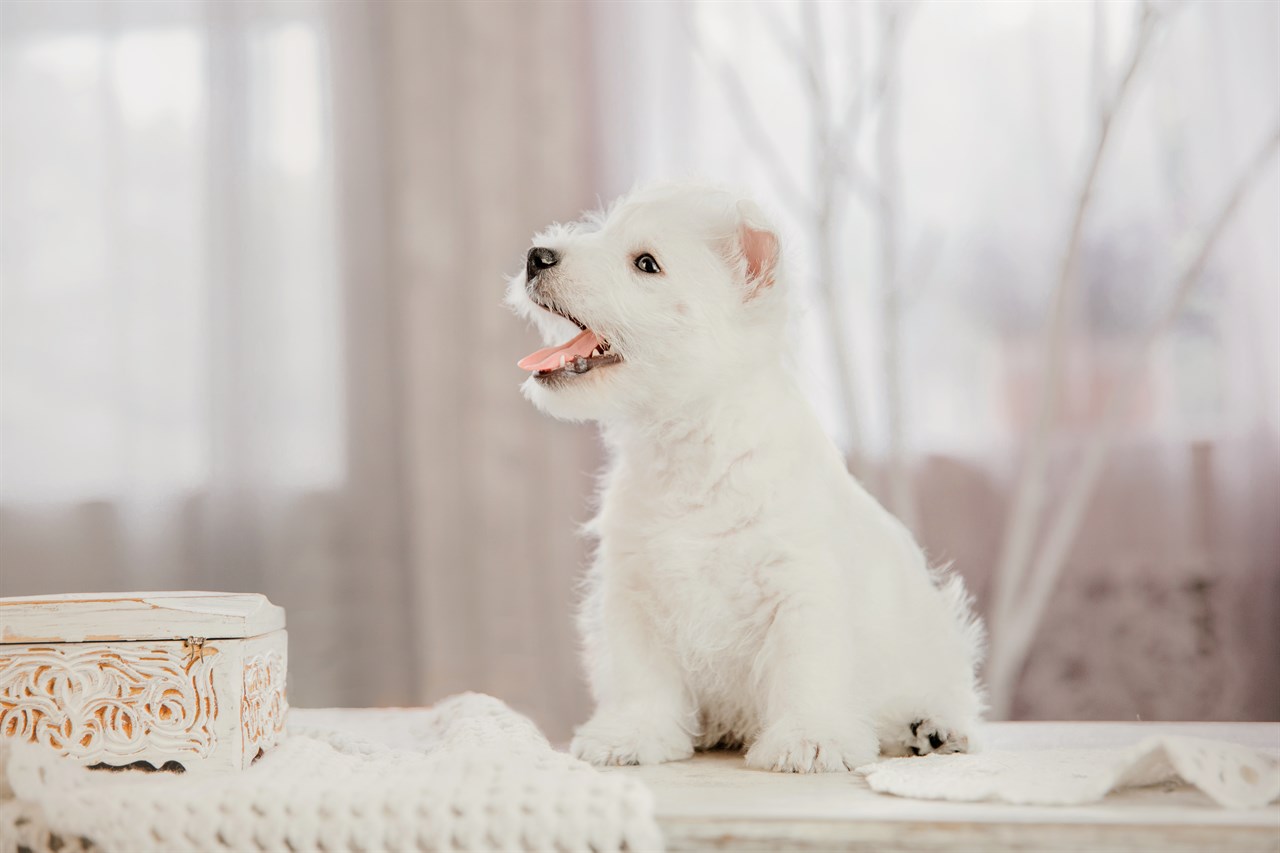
left=2, top=694, right=661, bottom=852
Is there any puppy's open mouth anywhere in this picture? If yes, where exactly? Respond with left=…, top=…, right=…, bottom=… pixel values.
left=517, top=302, right=622, bottom=383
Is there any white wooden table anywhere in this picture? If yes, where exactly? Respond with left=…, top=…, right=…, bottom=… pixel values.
left=600, top=722, right=1280, bottom=852
left=6, top=711, right=1276, bottom=852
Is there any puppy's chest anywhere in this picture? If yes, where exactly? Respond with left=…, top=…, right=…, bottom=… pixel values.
left=614, top=529, right=775, bottom=669
left=599, top=477, right=778, bottom=634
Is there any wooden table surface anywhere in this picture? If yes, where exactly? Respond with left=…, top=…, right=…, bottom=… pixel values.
left=599, top=721, right=1280, bottom=852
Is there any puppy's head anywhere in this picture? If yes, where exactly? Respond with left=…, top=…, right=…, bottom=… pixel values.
left=506, top=182, right=784, bottom=423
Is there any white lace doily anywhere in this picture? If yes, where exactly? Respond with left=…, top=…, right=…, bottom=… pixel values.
left=860, top=735, right=1280, bottom=809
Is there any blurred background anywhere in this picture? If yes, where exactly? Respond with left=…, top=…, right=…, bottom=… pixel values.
left=1, top=0, right=1276, bottom=740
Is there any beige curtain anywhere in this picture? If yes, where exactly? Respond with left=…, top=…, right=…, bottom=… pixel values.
left=368, top=0, right=598, bottom=738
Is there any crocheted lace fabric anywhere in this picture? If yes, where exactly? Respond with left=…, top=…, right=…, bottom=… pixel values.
left=1, top=694, right=660, bottom=853
left=860, top=735, right=1280, bottom=809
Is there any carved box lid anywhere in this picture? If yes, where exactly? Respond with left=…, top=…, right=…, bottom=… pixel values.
left=0, top=591, right=286, bottom=643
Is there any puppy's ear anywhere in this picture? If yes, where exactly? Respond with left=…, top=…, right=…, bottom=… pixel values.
left=733, top=199, right=780, bottom=298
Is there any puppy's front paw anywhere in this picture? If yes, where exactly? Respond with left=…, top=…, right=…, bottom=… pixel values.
left=745, top=718, right=878, bottom=773
left=570, top=711, right=694, bottom=767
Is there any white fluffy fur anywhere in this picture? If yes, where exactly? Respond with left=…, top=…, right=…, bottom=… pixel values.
left=507, top=182, right=985, bottom=772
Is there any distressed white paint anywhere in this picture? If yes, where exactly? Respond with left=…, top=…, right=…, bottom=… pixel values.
left=0, top=591, right=285, bottom=643
left=0, top=592, right=287, bottom=773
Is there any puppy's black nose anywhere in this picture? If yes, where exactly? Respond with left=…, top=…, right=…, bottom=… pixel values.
left=526, top=246, right=559, bottom=279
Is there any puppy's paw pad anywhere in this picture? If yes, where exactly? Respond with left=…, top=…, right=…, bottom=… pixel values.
left=904, top=718, right=969, bottom=756
left=746, top=722, right=877, bottom=773
left=570, top=716, right=693, bottom=767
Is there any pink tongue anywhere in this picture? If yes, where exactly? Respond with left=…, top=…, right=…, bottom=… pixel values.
left=518, top=329, right=601, bottom=372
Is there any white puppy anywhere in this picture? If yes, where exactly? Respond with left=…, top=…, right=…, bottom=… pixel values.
left=507, top=182, right=985, bottom=772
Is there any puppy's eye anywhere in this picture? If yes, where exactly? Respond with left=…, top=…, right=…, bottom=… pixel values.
left=634, top=253, right=661, bottom=275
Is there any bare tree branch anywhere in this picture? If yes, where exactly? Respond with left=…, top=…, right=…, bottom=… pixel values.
left=834, top=0, right=868, bottom=146
left=798, top=0, right=869, bottom=478
left=829, top=1, right=898, bottom=206
left=874, top=1, right=919, bottom=531
left=987, top=2, right=1163, bottom=715
left=757, top=0, right=809, bottom=74
left=998, top=120, right=1280, bottom=692
left=1090, top=0, right=1108, bottom=114
left=707, top=55, right=812, bottom=219
left=798, top=0, right=831, bottom=140
left=839, top=0, right=917, bottom=143
left=684, top=12, right=811, bottom=220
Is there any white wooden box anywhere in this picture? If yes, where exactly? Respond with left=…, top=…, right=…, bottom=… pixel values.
left=0, top=591, right=288, bottom=773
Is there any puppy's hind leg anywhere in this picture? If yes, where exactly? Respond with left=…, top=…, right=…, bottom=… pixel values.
left=878, top=714, right=973, bottom=757
left=885, top=712, right=972, bottom=753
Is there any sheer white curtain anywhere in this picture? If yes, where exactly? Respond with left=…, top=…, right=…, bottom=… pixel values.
left=1, top=0, right=600, bottom=736
left=0, top=0, right=390, bottom=707
left=592, top=0, right=1280, bottom=720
